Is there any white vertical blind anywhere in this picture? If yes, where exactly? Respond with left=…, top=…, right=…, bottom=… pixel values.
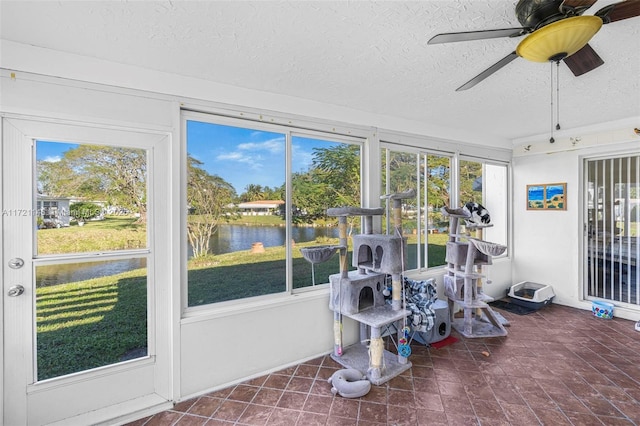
left=586, top=155, right=640, bottom=306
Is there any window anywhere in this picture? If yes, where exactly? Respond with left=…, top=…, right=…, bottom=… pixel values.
left=183, top=112, right=363, bottom=307
left=34, top=140, right=150, bottom=380
left=380, top=146, right=509, bottom=271
left=291, top=134, right=361, bottom=289
left=40, top=201, right=58, bottom=219
left=381, top=147, right=452, bottom=270
left=459, top=158, right=508, bottom=249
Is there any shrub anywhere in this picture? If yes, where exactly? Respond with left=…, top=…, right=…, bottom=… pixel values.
left=40, top=220, right=59, bottom=229
left=70, top=202, right=102, bottom=221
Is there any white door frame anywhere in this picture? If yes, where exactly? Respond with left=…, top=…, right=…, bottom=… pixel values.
left=582, top=152, right=640, bottom=309
left=2, top=116, right=173, bottom=425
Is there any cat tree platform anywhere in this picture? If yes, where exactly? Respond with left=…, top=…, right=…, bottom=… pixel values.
left=331, top=304, right=412, bottom=385
left=331, top=341, right=412, bottom=386
left=451, top=306, right=508, bottom=338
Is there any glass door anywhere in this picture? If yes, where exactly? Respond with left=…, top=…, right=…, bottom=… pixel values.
left=585, top=155, right=640, bottom=306
left=3, top=118, right=170, bottom=425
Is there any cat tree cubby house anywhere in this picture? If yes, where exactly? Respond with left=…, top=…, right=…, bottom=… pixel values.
left=324, top=190, right=415, bottom=386
left=442, top=206, right=508, bottom=338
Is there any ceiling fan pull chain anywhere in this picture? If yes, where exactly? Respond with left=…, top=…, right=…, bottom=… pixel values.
left=556, top=61, right=561, bottom=131
left=550, top=61, right=555, bottom=143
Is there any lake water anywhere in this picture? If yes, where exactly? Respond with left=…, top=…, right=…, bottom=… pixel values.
left=209, top=224, right=339, bottom=254
left=36, top=258, right=148, bottom=287
left=38, top=225, right=340, bottom=286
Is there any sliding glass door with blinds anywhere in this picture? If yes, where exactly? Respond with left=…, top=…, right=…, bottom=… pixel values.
left=585, top=154, right=640, bottom=306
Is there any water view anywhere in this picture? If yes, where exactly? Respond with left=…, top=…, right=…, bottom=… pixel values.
left=36, top=258, right=148, bottom=287
left=39, top=225, right=339, bottom=286
left=209, top=224, right=339, bottom=254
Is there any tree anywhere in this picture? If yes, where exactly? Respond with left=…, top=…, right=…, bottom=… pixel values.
left=238, top=184, right=284, bottom=203
left=291, top=169, right=328, bottom=222
left=425, top=156, right=451, bottom=209
left=38, top=145, right=147, bottom=222
left=240, top=184, right=265, bottom=202
left=311, top=144, right=361, bottom=209
left=385, top=151, right=417, bottom=194
left=187, top=156, right=237, bottom=258
left=459, top=160, right=483, bottom=204
left=288, top=144, right=362, bottom=223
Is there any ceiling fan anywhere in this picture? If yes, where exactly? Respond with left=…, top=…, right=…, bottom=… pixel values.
left=429, top=0, right=640, bottom=91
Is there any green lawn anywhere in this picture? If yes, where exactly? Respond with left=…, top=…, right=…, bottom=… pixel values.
left=187, top=233, right=448, bottom=306
left=38, top=216, right=146, bottom=254
left=36, top=268, right=147, bottom=380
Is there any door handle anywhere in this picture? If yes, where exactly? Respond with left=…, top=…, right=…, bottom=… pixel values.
left=7, top=285, right=25, bottom=297
left=8, top=258, right=25, bottom=269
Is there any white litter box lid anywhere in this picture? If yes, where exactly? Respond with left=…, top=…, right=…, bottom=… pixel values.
left=508, top=281, right=555, bottom=303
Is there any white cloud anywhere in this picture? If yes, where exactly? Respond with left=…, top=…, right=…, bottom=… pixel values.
left=217, top=152, right=248, bottom=161
left=216, top=151, right=263, bottom=170
left=42, top=156, right=61, bottom=163
left=237, top=137, right=284, bottom=153
left=213, top=136, right=285, bottom=179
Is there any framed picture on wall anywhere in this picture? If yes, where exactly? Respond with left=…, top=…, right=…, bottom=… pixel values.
left=527, top=182, right=566, bottom=210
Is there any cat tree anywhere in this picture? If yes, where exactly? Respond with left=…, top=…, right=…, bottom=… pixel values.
left=442, top=206, right=508, bottom=338
left=303, top=190, right=415, bottom=385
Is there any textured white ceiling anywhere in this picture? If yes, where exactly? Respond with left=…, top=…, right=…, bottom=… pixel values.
left=1, top=0, right=639, bottom=142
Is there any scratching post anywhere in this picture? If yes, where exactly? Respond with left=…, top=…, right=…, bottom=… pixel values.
left=324, top=190, right=415, bottom=385
left=368, top=330, right=384, bottom=380
left=391, top=195, right=404, bottom=311
left=338, top=216, right=349, bottom=279
left=333, top=215, right=349, bottom=357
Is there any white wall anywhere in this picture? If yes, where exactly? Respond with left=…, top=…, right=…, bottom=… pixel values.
left=513, top=151, right=581, bottom=304
left=512, top=134, right=640, bottom=321
left=179, top=293, right=358, bottom=398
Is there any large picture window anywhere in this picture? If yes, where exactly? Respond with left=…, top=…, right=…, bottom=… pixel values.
left=184, top=113, right=362, bottom=307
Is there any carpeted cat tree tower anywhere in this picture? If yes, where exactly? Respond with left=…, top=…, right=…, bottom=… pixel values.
left=442, top=206, right=508, bottom=338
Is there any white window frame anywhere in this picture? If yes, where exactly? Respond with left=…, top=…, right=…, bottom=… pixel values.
left=380, top=142, right=455, bottom=271
left=181, top=110, right=368, bottom=315
left=458, top=155, right=510, bottom=258
left=379, top=140, right=511, bottom=272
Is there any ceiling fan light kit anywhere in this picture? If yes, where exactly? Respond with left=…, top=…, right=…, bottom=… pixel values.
left=515, top=15, right=602, bottom=62
left=429, top=0, right=640, bottom=90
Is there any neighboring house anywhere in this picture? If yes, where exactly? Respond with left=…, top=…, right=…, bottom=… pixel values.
left=36, top=196, right=71, bottom=227
left=236, top=200, right=284, bottom=216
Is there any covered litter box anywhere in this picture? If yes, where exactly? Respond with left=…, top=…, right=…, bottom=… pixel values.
left=507, top=282, right=554, bottom=310
left=592, top=300, right=614, bottom=319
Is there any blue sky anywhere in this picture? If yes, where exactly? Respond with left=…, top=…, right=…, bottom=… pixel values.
left=187, top=120, right=334, bottom=195
left=36, top=122, right=340, bottom=195
left=36, top=141, right=77, bottom=163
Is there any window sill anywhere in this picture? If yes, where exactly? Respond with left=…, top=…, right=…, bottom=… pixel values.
left=181, top=287, right=330, bottom=324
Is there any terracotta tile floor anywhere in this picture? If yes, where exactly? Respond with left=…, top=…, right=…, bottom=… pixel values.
left=128, top=304, right=640, bottom=425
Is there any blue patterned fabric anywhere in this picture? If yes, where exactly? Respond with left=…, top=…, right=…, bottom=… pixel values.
left=402, top=277, right=437, bottom=332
